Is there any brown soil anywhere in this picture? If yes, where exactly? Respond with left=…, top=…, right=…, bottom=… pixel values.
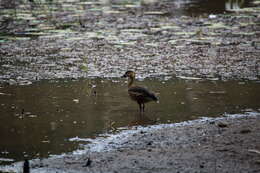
left=4, top=113, right=259, bottom=173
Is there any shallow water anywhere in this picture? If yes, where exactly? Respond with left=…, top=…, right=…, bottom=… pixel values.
left=0, top=78, right=259, bottom=164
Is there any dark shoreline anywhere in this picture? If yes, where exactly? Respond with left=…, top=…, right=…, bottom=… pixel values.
left=1, top=112, right=260, bottom=173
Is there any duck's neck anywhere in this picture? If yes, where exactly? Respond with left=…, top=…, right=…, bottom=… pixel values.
left=128, top=76, right=134, bottom=88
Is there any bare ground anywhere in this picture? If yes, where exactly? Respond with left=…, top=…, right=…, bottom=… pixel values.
left=1, top=4, right=260, bottom=84
left=2, top=113, right=260, bottom=173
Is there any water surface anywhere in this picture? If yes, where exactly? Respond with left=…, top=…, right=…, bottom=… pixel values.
left=0, top=78, right=259, bottom=164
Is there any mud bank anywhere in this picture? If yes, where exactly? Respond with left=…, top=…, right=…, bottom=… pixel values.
left=1, top=112, right=260, bottom=173
left=1, top=2, right=260, bottom=85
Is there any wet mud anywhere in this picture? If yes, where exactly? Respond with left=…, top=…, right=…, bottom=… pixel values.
left=0, top=0, right=260, bottom=85
left=1, top=112, right=260, bottom=173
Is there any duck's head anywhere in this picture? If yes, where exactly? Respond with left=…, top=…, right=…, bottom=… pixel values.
left=122, top=71, right=135, bottom=78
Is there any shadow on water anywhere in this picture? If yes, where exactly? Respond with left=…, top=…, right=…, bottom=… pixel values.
left=0, top=78, right=259, bottom=164
left=0, top=0, right=255, bottom=41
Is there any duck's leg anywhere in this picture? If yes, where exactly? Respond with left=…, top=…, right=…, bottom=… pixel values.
left=142, top=103, right=145, bottom=112
left=138, top=102, right=142, bottom=112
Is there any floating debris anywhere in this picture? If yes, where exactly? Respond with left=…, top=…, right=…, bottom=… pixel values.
left=209, top=91, right=226, bottom=94
left=73, top=99, right=79, bottom=103
left=27, top=114, right=37, bottom=118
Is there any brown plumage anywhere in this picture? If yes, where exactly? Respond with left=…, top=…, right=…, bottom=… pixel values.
left=122, top=71, right=158, bottom=112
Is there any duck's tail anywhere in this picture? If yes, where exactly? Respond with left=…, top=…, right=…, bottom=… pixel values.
left=150, top=93, right=158, bottom=102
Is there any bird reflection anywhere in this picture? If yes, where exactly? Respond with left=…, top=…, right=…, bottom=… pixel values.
left=128, top=113, right=156, bottom=127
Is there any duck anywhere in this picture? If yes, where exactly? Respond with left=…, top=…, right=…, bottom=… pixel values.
left=122, top=71, right=158, bottom=112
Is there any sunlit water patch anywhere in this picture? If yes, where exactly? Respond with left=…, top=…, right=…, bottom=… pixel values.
left=0, top=78, right=259, bottom=164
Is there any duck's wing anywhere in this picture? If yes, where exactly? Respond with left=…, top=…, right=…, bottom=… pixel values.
left=128, top=86, right=158, bottom=101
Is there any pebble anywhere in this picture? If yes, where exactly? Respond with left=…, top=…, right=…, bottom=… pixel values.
left=217, top=122, right=228, bottom=128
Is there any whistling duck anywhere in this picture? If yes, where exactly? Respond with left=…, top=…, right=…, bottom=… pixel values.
left=122, top=71, right=158, bottom=112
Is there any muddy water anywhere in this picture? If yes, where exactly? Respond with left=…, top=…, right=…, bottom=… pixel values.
left=0, top=78, right=259, bottom=164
